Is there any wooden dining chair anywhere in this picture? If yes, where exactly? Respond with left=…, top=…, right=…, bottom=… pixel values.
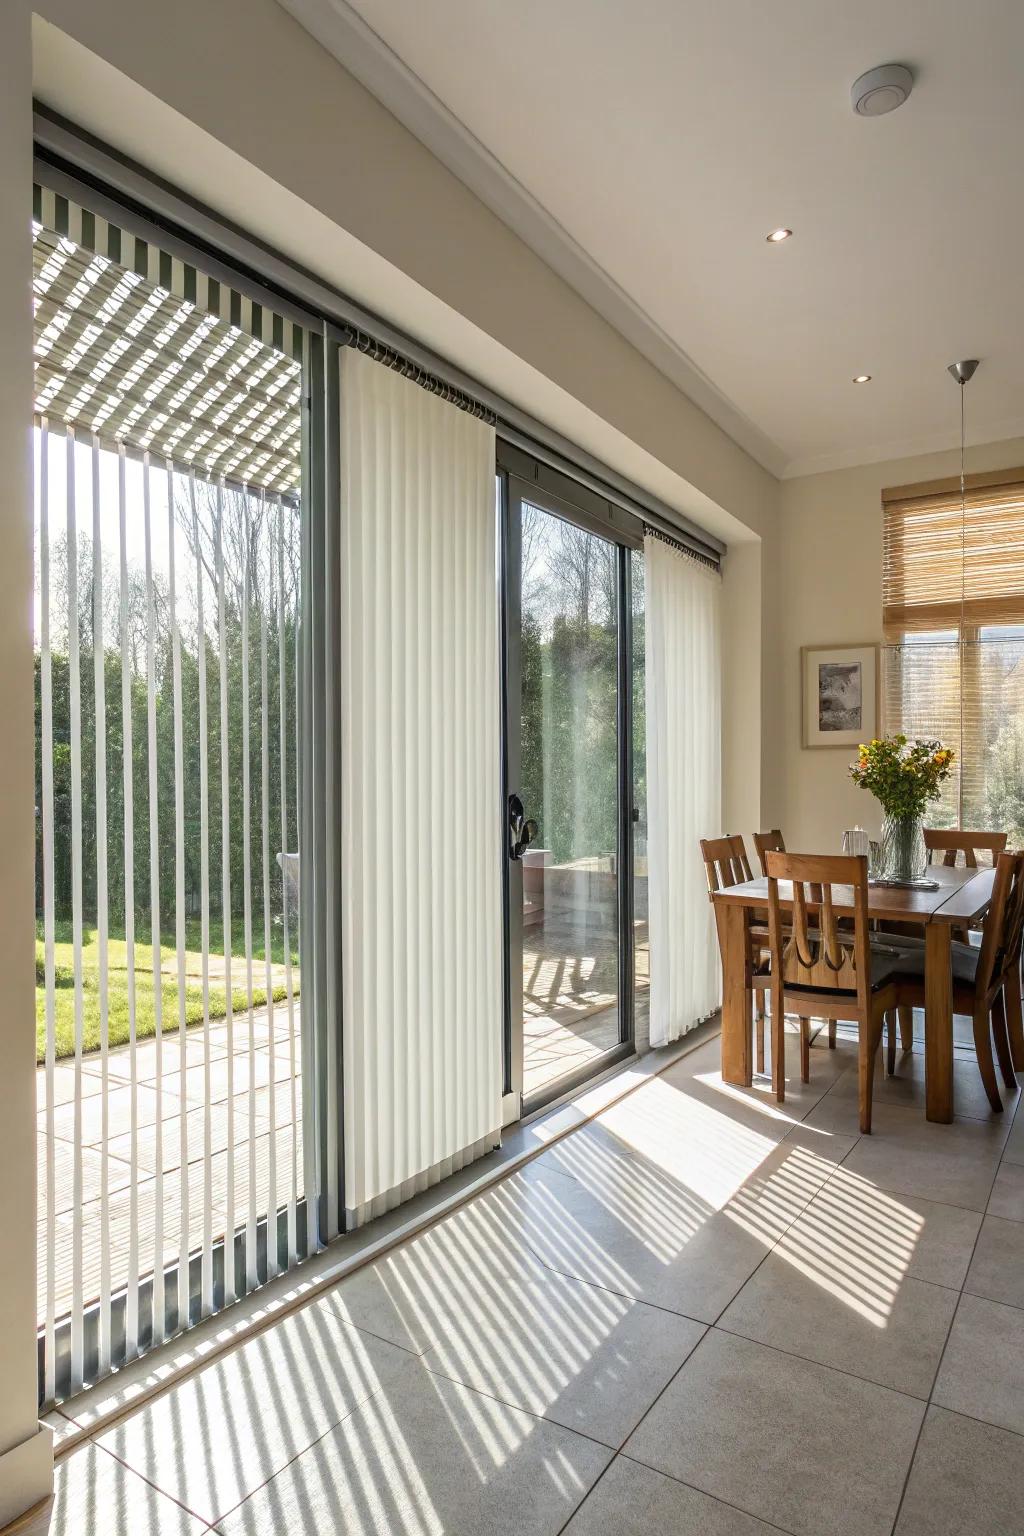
left=700, top=835, right=770, bottom=1072
left=753, top=829, right=786, bottom=875
left=892, top=850, right=1024, bottom=1113
left=923, top=828, right=1008, bottom=868
left=764, top=851, right=901, bottom=1132
left=923, top=828, right=1010, bottom=949
left=753, top=826, right=907, bottom=1058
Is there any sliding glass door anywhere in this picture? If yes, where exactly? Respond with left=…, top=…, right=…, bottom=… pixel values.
left=503, top=470, right=638, bottom=1108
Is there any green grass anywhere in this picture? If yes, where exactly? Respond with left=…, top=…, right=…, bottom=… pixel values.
left=36, top=920, right=300, bottom=1064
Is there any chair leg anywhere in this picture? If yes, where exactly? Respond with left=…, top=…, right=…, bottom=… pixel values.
left=992, top=989, right=1017, bottom=1094
left=772, top=993, right=786, bottom=1103
left=828, top=1020, right=837, bottom=1049
left=1005, top=969, right=1024, bottom=1071
left=799, top=1017, right=810, bottom=1084
left=886, top=1010, right=896, bottom=1076
left=972, top=1005, right=1003, bottom=1113
left=755, top=1003, right=765, bottom=1075
left=898, top=1004, right=914, bottom=1051
left=859, top=1012, right=880, bottom=1134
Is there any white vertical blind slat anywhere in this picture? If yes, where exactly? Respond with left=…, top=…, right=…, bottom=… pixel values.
left=191, top=474, right=215, bottom=1317
left=259, top=492, right=278, bottom=1279
left=40, top=423, right=58, bottom=1406
left=276, top=500, right=298, bottom=1265
left=240, top=488, right=258, bottom=1288
left=143, top=453, right=166, bottom=1347
left=92, top=435, right=112, bottom=1377
left=118, top=444, right=141, bottom=1359
left=214, top=481, right=237, bottom=1306
left=66, top=429, right=86, bottom=1394
left=168, top=461, right=190, bottom=1334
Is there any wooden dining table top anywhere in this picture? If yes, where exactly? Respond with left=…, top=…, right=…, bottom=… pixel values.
left=711, top=862, right=996, bottom=926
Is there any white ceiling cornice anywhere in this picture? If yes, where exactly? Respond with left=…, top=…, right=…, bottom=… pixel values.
left=278, top=0, right=789, bottom=478
left=781, top=412, right=1024, bottom=481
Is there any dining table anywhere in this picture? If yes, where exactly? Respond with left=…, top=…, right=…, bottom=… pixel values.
left=712, top=862, right=997, bottom=1123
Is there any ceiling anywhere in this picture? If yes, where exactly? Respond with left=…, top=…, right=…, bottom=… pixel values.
left=281, top=0, right=1024, bottom=478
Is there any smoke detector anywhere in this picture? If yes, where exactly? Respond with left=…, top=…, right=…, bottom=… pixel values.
left=851, top=63, right=913, bottom=117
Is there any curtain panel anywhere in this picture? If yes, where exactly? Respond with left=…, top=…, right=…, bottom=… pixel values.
left=338, top=348, right=502, bottom=1226
left=644, top=535, right=722, bottom=1047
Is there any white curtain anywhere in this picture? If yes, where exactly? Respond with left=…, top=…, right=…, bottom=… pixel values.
left=339, top=349, right=502, bottom=1225
left=644, top=534, right=722, bottom=1046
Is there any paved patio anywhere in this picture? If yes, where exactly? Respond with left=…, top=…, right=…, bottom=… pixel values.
left=37, top=1004, right=303, bottom=1325
left=38, top=926, right=651, bottom=1325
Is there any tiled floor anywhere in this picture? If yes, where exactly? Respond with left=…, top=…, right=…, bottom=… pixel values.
left=21, top=1014, right=1024, bottom=1536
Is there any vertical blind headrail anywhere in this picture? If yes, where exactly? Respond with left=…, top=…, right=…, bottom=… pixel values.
left=34, top=109, right=725, bottom=564
left=642, top=522, right=722, bottom=574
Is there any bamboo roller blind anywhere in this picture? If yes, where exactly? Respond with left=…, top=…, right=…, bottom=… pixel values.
left=882, top=471, right=1024, bottom=828
left=883, top=474, right=1024, bottom=637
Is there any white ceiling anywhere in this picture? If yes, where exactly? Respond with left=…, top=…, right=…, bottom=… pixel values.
left=282, top=0, right=1024, bottom=478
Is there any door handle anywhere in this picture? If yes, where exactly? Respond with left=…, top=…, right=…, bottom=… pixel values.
left=508, top=793, right=538, bottom=862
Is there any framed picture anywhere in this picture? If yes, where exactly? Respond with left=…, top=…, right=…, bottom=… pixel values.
left=802, top=644, right=878, bottom=749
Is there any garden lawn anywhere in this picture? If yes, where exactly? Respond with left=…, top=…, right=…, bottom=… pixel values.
left=36, top=922, right=299, bottom=1063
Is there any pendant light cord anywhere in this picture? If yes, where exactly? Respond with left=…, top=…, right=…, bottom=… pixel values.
left=958, top=380, right=966, bottom=826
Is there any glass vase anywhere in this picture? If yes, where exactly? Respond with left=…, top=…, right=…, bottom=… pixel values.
left=875, top=813, right=927, bottom=883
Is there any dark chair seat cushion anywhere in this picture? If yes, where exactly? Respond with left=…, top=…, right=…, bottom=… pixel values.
left=887, top=939, right=980, bottom=985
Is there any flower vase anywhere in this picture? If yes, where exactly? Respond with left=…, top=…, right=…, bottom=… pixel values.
left=876, top=813, right=927, bottom=884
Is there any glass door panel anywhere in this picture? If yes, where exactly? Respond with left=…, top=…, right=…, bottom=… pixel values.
left=510, top=492, right=624, bottom=1103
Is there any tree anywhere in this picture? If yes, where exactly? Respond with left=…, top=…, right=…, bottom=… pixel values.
left=986, top=714, right=1024, bottom=846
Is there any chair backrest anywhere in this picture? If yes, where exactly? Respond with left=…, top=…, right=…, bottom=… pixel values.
left=924, top=828, right=1007, bottom=869
left=976, top=850, right=1024, bottom=999
left=764, top=850, right=872, bottom=1012
left=700, top=834, right=753, bottom=895
left=753, top=829, right=786, bottom=875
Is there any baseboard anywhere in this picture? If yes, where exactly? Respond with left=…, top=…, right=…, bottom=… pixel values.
left=0, top=1425, right=53, bottom=1532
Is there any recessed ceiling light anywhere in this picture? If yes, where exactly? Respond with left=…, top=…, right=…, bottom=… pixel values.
left=766, top=228, right=793, bottom=243
left=853, top=374, right=872, bottom=384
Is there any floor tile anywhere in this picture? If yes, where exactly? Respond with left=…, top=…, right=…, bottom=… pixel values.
left=1001, top=1108, right=1024, bottom=1166
left=890, top=1406, right=1024, bottom=1529
left=719, top=1246, right=957, bottom=1397
left=770, top=1167, right=982, bottom=1294
left=13, top=1442, right=205, bottom=1535
left=421, top=1268, right=705, bottom=1446
left=965, top=1214, right=1024, bottom=1307
left=987, top=1159, right=1024, bottom=1221
left=97, top=1302, right=417, bottom=1525
left=37, top=1065, right=107, bottom=1109
left=213, top=1364, right=612, bottom=1536
left=512, top=1129, right=838, bottom=1324
left=805, top=1100, right=1004, bottom=1211
left=562, top=1455, right=778, bottom=1535
left=47, top=1084, right=182, bottom=1149
left=37, top=1132, right=134, bottom=1216
left=624, top=1329, right=925, bottom=1536
left=825, top=1049, right=1019, bottom=1124
left=933, top=1291, right=1024, bottom=1435
left=894, top=1405, right=1024, bottom=1536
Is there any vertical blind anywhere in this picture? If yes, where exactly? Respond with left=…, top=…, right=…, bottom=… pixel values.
left=338, top=347, right=502, bottom=1226
left=882, top=472, right=1024, bottom=832
left=34, top=184, right=310, bottom=1403
left=644, top=534, right=722, bottom=1045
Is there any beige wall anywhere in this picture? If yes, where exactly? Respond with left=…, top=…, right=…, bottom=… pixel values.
left=776, top=436, right=1024, bottom=851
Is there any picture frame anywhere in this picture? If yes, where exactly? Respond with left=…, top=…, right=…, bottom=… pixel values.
left=802, top=643, right=878, bottom=749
